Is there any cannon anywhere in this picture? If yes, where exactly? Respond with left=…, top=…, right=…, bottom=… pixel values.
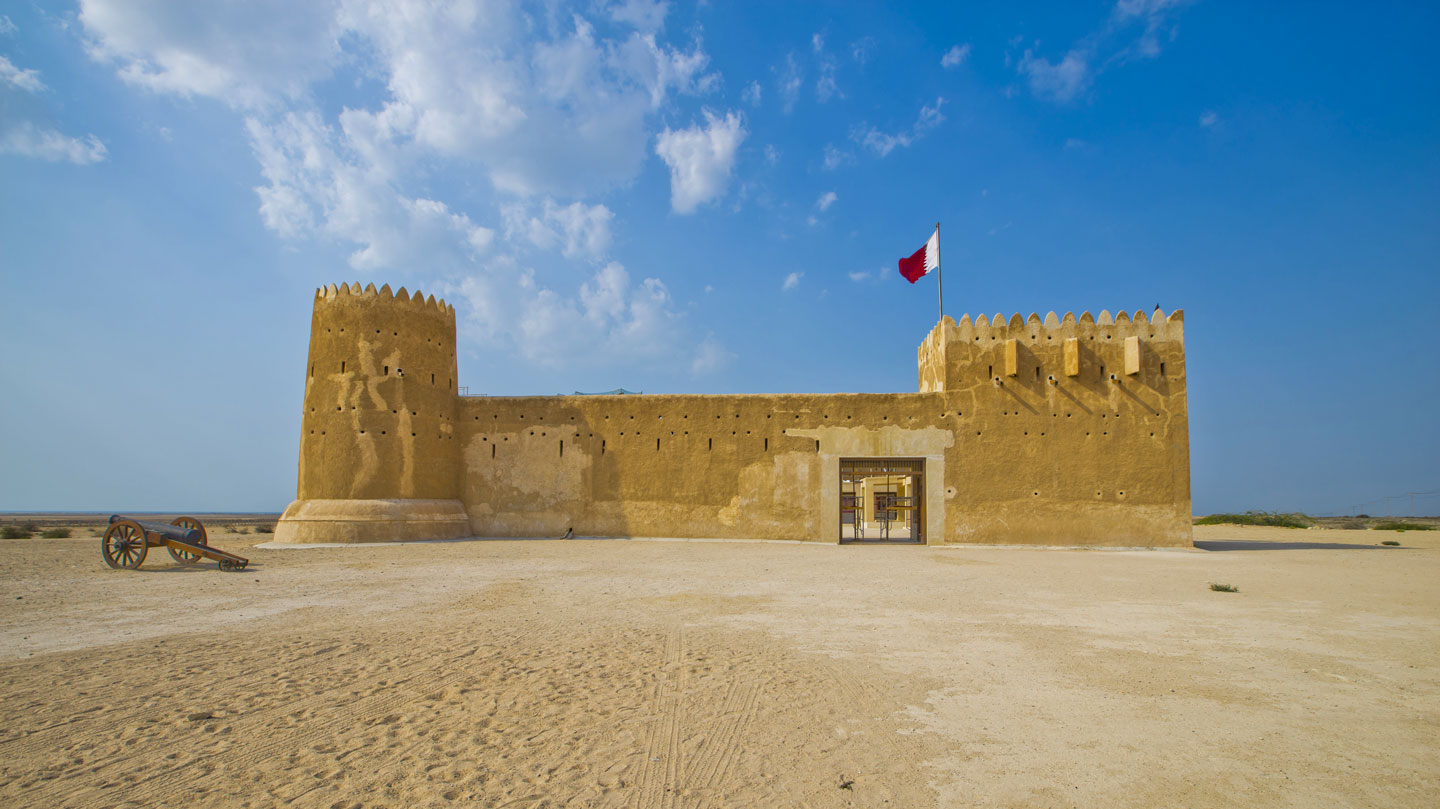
left=101, top=515, right=249, bottom=572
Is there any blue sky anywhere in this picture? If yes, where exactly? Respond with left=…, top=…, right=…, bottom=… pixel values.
left=1, top=1, right=1436, bottom=515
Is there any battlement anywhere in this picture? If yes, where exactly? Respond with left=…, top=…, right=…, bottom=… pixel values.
left=918, top=309, right=1186, bottom=394
left=924, top=308, right=1183, bottom=349
left=315, top=282, right=455, bottom=319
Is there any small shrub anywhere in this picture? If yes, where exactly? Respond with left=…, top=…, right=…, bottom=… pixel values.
left=1381, top=540, right=1401, bottom=546
left=1194, top=512, right=1311, bottom=529
left=21, top=522, right=38, bottom=533
left=1371, top=521, right=1434, bottom=532
left=1336, top=519, right=1366, bottom=530
left=1, top=525, right=31, bottom=539
left=232, top=526, right=248, bottom=534
left=1210, top=583, right=1239, bottom=593
left=254, top=524, right=274, bottom=534
left=40, top=528, right=71, bottom=539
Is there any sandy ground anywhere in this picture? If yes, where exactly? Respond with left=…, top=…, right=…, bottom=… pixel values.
left=0, top=524, right=1436, bottom=808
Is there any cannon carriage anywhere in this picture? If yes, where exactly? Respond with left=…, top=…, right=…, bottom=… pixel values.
left=101, top=515, right=249, bottom=572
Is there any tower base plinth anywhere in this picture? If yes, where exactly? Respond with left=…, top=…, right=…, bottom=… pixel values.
left=272, top=499, right=471, bottom=544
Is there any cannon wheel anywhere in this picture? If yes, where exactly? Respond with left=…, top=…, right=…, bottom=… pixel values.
left=168, top=516, right=208, bottom=563
left=102, top=520, right=148, bottom=570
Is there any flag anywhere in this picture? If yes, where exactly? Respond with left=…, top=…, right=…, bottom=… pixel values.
left=898, top=228, right=939, bottom=283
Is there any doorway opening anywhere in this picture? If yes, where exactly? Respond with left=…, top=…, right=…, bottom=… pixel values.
left=840, top=458, right=924, bottom=543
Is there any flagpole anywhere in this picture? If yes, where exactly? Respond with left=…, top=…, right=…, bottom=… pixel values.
left=935, top=222, right=942, bottom=322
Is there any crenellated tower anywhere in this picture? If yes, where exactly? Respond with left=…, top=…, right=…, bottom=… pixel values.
left=917, top=308, right=1191, bottom=545
left=919, top=308, right=1186, bottom=394
left=274, top=282, right=471, bottom=543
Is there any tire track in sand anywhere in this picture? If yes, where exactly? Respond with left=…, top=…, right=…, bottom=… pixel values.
left=636, top=622, right=685, bottom=809
left=682, top=674, right=763, bottom=806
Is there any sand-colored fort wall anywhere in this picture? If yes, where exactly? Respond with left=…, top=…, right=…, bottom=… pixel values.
left=276, top=284, right=1190, bottom=546
left=457, top=392, right=948, bottom=542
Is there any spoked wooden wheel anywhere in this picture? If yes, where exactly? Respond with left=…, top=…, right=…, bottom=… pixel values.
left=102, top=520, right=149, bottom=570
left=168, top=516, right=208, bottom=563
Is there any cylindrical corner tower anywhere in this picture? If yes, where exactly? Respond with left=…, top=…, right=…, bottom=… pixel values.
left=273, top=282, right=470, bottom=543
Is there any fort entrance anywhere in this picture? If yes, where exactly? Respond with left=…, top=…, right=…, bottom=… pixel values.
left=839, top=458, right=925, bottom=543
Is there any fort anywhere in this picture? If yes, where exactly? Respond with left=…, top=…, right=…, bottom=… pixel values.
left=273, top=283, right=1191, bottom=546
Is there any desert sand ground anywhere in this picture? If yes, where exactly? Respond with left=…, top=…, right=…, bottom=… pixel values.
left=1, top=523, right=1436, bottom=808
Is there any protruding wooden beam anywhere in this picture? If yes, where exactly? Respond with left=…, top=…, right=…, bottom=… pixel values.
left=1064, top=338, right=1080, bottom=376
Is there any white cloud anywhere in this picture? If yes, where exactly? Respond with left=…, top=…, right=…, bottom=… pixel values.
left=812, top=32, right=839, bottom=102
left=79, top=0, right=341, bottom=108
left=850, top=37, right=875, bottom=65
left=0, top=16, right=16, bottom=36
left=852, top=98, right=945, bottom=157
left=1112, top=0, right=1190, bottom=61
left=822, top=144, right=852, bottom=171
left=246, top=111, right=495, bottom=272
left=654, top=110, right=747, bottom=214
left=691, top=335, right=734, bottom=375
left=764, top=144, right=780, bottom=165
left=782, top=271, right=802, bottom=291
left=1015, top=0, right=1191, bottom=103
left=776, top=53, right=802, bottom=113
left=447, top=257, right=685, bottom=369
left=742, top=79, right=762, bottom=106
left=816, top=69, right=838, bottom=103
left=1199, top=109, right=1218, bottom=127
left=608, top=0, right=669, bottom=35
left=0, top=55, right=45, bottom=93
left=80, top=0, right=717, bottom=199
left=0, top=121, right=107, bottom=164
left=816, top=191, right=837, bottom=211
left=1018, top=49, right=1090, bottom=103
left=502, top=199, right=614, bottom=259
left=848, top=271, right=870, bottom=282
left=941, top=44, right=971, bottom=69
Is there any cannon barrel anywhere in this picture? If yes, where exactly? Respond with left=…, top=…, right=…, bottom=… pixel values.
left=107, top=514, right=202, bottom=545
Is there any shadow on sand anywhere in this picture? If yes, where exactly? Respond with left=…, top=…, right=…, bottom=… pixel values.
left=1194, top=540, right=1401, bottom=552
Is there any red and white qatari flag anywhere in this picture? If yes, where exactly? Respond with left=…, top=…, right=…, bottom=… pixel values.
left=898, top=228, right=940, bottom=283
